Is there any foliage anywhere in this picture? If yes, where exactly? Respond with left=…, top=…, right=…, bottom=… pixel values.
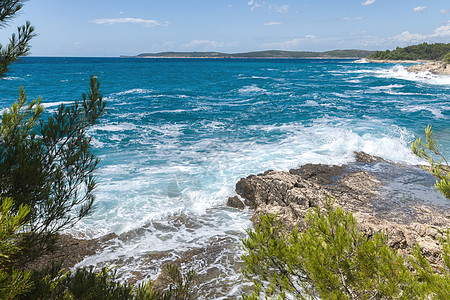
left=0, top=76, right=106, bottom=255
left=368, top=42, right=450, bottom=61
left=410, top=229, right=450, bottom=299
left=21, top=263, right=195, bottom=300
left=0, top=0, right=36, bottom=76
left=444, top=52, right=450, bottom=64
left=0, top=198, right=32, bottom=299
left=241, top=198, right=450, bottom=299
left=411, top=125, right=450, bottom=199
left=134, top=263, right=196, bottom=300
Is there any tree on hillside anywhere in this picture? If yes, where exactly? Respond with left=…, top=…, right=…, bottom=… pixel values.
left=0, top=0, right=36, bottom=76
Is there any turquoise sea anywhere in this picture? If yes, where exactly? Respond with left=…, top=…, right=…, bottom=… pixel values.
left=1, top=57, right=450, bottom=297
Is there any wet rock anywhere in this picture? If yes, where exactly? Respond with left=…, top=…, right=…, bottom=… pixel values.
left=289, top=164, right=344, bottom=185
left=23, top=233, right=117, bottom=271
left=226, top=196, right=245, bottom=210
left=354, top=151, right=386, bottom=163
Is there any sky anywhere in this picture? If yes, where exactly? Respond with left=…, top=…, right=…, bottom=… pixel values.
left=0, top=0, right=449, bottom=57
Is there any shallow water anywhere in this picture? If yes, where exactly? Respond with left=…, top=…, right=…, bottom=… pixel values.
left=1, top=58, right=450, bottom=297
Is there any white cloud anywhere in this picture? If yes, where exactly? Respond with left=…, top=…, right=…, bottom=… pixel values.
left=430, top=22, right=450, bottom=37
left=361, top=0, right=376, bottom=6
left=263, top=21, right=282, bottom=26
left=341, top=17, right=363, bottom=21
left=392, top=22, right=450, bottom=44
left=91, top=18, right=168, bottom=28
left=269, top=5, right=289, bottom=13
left=248, top=0, right=264, bottom=11
left=393, top=31, right=425, bottom=44
left=305, top=35, right=316, bottom=39
left=413, top=6, right=428, bottom=13
left=441, top=9, right=450, bottom=14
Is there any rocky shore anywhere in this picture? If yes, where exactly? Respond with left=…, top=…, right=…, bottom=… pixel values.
left=358, top=58, right=450, bottom=75
left=406, top=60, right=450, bottom=75
left=30, top=152, right=449, bottom=296
left=233, top=152, right=450, bottom=267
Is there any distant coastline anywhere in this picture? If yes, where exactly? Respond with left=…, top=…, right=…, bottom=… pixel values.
left=121, top=49, right=374, bottom=59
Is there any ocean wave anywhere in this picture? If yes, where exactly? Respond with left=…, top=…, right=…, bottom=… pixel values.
left=41, top=101, right=73, bottom=108
left=374, top=65, right=450, bottom=86
left=113, top=88, right=153, bottom=96
left=238, top=84, right=266, bottom=94
left=1, top=76, right=24, bottom=81
left=400, top=105, right=447, bottom=119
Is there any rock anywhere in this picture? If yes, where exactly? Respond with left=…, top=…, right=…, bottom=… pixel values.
left=406, top=61, right=450, bottom=75
left=23, top=233, right=117, bottom=271
left=289, top=164, right=344, bottom=185
left=226, top=196, right=245, bottom=210
left=236, top=152, right=448, bottom=267
left=354, top=151, right=386, bottom=163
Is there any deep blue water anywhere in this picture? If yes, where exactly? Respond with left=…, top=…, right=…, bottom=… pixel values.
left=1, top=57, right=450, bottom=296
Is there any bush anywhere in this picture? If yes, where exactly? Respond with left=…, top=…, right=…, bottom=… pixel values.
left=411, top=125, right=450, bottom=199
left=444, top=52, right=450, bottom=64
left=21, top=263, right=195, bottom=300
left=0, top=198, right=32, bottom=299
left=241, top=198, right=450, bottom=299
left=0, top=0, right=36, bottom=76
left=0, top=76, right=106, bottom=256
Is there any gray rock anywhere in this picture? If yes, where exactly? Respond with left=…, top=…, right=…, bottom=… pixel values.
left=226, top=196, right=245, bottom=210
left=236, top=152, right=448, bottom=267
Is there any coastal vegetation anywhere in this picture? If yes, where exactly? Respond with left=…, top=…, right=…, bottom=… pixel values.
left=444, top=52, right=450, bottom=64
left=368, top=42, right=450, bottom=61
left=0, top=77, right=105, bottom=258
left=240, top=128, right=450, bottom=299
left=242, top=198, right=450, bottom=299
left=412, top=125, right=450, bottom=199
left=133, top=49, right=374, bottom=59
left=0, top=0, right=36, bottom=76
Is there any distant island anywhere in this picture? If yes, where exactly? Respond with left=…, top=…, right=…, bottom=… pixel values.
left=368, top=42, right=450, bottom=61
left=123, top=49, right=374, bottom=59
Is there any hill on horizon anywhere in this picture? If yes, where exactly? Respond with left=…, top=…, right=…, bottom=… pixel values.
left=127, top=49, right=374, bottom=59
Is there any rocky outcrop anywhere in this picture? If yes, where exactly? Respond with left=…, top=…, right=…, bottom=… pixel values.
left=235, top=152, right=450, bottom=266
left=23, top=233, right=117, bottom=271
left=406, top=61, right=450, bottom=75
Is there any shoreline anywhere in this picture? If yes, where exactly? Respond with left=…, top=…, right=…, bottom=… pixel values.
left=36, top=153, right=450, bottom=288
left=126, top=56, right=362, bottom=59
left=357, top=58, right=450, bottom=75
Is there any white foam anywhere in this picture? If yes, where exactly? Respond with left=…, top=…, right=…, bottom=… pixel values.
left=373, top=65, right=450, bottom=86
left=238, top=85, right=266, bottom=94
left=113, top=88, right=153, bottom=96
left=41, top=101, right=73, bottom=108
left=1, top=76, right=24, bottom=81
left=400, top=105, right=447, bottom=119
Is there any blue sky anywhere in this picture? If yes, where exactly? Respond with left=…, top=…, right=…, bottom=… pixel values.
left=0, top=0, right=449, bottom=56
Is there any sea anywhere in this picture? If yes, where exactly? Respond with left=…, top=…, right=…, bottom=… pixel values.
left=1, top=57, right=450, bottom=298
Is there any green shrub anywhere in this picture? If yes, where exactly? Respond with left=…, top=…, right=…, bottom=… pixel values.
left=444, top=52, right=450, bottom=64
left=241, top=198, right=449, bottom=299
left=0, top=0, right=36, bottom=76
left=0, top=198, right=32, bottom=299
left=0, top=76, right=106, bottom=257
left=411, top=125, right=450, bottom=199
left=21, top=263, right=195, bottom=300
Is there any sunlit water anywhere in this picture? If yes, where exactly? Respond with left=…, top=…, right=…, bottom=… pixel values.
left=1, top=58, right=450, bottom=298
